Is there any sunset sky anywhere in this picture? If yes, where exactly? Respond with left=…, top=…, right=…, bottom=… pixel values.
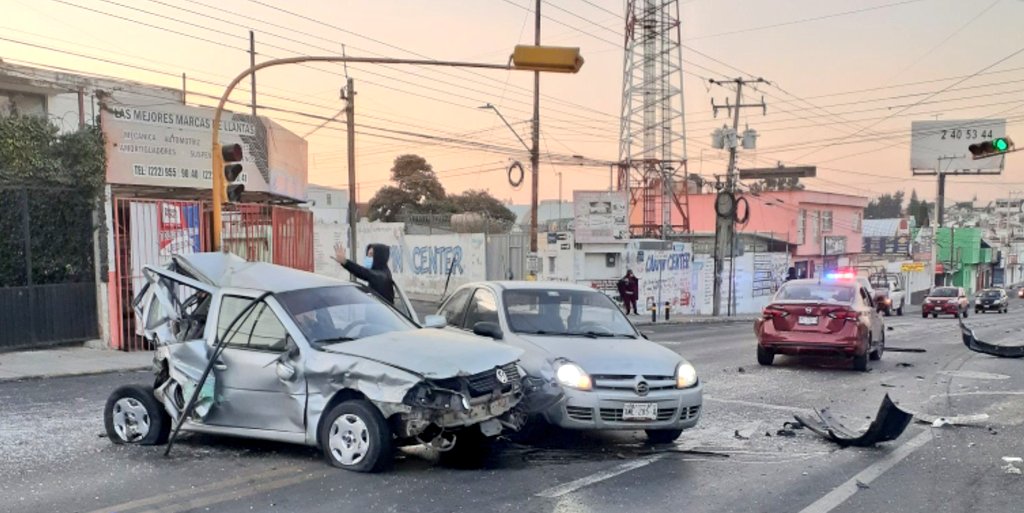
left=3, top=0, right=1023, bottom=206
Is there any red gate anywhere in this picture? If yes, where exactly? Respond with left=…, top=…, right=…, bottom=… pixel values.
left=111, top=198, right=312, bottom=351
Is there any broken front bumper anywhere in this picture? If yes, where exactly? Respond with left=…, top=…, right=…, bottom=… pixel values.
left=542, top=383, right=703, bottom=431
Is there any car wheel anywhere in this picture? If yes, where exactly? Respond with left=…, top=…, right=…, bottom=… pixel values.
left=963, top=309, right=969, bottom=318
left=870, top=332, right=884, bottom=361
left=932, top=313, right=938, bottom=318
left=922, top=312, right=928, bottom=319
left=321, top=400, right=393, bottom=473
left=646, top=428, right=684, bottom=444
left=853, top=352, right=869, bottom=372
left=104, top=384, right=171, bottom=446
left=896, top=302, right=904, bottom=316
left=439, top=425, right=492, bottom=469
left=757, top=345, right=775, bottom=366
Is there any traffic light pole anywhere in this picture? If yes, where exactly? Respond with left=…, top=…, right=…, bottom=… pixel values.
left=207, top=56, right=526, bottom=251
left=529, top=0, right=541, bottom=259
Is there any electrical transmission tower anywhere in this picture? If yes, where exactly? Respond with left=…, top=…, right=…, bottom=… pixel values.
left=618, top=0, right=690, bottom=238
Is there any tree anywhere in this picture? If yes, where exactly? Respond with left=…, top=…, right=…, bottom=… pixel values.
left=366, top=155, right=513, bottom=228
left=747, top=176, right=804, bottom=194
left=390, top=154, right=445, bottom=204
left=448, top=190, right=516, bottom=223
left=864, top=191, right=905, bottom=219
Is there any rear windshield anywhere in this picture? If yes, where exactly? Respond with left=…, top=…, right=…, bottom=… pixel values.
left=930, top=287, right=958, bottom=297
left=775, top=283, right=857, bottom=304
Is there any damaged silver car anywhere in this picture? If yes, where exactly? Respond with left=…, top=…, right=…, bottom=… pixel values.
left=104, top=252, right=526, bottom=472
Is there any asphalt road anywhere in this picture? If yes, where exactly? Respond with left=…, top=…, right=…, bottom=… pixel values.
left=2, top=302, right=1023, bottom=513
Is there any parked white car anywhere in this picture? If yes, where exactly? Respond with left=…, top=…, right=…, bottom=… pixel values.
left=436, top=281, right=702, bottom=443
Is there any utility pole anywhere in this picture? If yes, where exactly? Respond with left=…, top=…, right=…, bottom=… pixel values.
left=249, top=31, right=257, bottom=118
left=709, top=77, right=767, bottom=316
left=529, top=0, right=542, bottom=262
left=343, top=78, right=357, bottom=277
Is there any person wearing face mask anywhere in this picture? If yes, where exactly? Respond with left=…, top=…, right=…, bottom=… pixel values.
left=333, top=242, right=396, bottom=304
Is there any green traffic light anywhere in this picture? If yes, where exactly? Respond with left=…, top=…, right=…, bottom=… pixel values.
left=994, top=138, right=1010, bottom=152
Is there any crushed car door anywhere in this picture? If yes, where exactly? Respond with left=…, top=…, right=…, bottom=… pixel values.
left=204, top=292, right=306, bottom=433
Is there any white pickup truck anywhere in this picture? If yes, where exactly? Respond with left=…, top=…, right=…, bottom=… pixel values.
left=869, top=272, right=906, bottom=316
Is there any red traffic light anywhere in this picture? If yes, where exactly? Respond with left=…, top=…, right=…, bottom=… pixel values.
left=221, top=143, right=243, bottom=162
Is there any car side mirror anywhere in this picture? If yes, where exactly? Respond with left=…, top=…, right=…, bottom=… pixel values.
left=472, top=321, right=504, bottom=340
left=423, top=314, right=447, bottom=329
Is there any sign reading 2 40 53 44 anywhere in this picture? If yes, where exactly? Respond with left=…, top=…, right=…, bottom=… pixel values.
left=911, top=119, right=1006, bottom=173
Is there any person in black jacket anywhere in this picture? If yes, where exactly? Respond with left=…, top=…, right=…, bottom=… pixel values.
left=333, top=242, right=396, bottom=304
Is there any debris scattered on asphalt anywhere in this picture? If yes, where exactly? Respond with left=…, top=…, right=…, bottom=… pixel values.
left=1002, top=457, right=1022, bottom=475
left=782, top=421, right=804, bottom=430
left=915, top=376, right=925, bottom=380
left=765, top=431, right=772, bottom=437
left=913, top=412, right=990, bottom=427
left=896, top=362, right=914, bottom=368
left=989, top=427, right=999, bottom=435
left=793, top=394, right=912, bottom=447
left=1003, top=457, right=1023, bottom=463
left=856, top=480, right=870, bottom=489
left=881, top=383, right=897, bottom=388
left=734, top=430, right=749, bottom=440
left=886, top=326, right=894, bottom=331
left=737, top=367, right=746, bottom=373
left=776, top=429, right=796, bottom=437
left=885, top=347, right=927, bottom=353
left=959, top=319, right=1024, bottom=358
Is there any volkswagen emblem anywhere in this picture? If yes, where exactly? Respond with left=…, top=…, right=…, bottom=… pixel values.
left=495, top=368, right=509, bottom=384
left=635, top=381, right=649, bottom=396
left=805, top=307, right=813, bottom=314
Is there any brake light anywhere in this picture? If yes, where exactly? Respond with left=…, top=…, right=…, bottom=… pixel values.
left=762, top=306, right=790, bottom=320
left=825, top=272, right=855, bottom=280
left=827, top=309, right=859, bottom=321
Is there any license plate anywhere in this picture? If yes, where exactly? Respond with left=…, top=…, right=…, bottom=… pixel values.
left=798, top=316, right=818, bottom=325
left=622, top=402, right=658, bottom=421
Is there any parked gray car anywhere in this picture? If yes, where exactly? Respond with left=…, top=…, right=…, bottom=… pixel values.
left=436, top=281, right=702, bottom=443
left=106, top=253, right=525, bottom=472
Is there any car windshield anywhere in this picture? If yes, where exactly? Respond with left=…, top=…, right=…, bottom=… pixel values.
left=276, top=285, right=416, bottom=347
left=502, top=288, right=637, bottom=338
left=930, top=287, right=959, bottom=297
left=775, top=282, right=857, bottom=304
left=981, top=290, right=1002, bottom=298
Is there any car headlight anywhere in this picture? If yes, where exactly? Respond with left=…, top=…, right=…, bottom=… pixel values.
left=555, top=362, right=592, bottom=390
left=676, top=362, right=698, bottom=389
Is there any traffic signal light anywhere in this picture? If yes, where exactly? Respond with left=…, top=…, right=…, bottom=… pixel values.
left=221, top=143, right=244, bottom=202
left=969, top=137, right=1014, bottom=160
left=511, top=45, right=584, bottom=73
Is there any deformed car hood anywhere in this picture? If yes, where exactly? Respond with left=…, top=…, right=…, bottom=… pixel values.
left=518, top=335, right=681, bottom=376
left=321, top=329, right=523, bottom=378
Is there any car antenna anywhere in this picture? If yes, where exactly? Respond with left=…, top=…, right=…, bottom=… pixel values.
left=439, top=257, right=458, bottom=302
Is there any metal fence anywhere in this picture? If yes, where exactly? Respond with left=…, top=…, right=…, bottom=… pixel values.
left=0, top=186, right=98, bottom=350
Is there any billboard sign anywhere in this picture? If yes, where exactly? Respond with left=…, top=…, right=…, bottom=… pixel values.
left=101, top=99, right=308, bottom=200
left=573, top=191, right=629, bottom=243
left=911, top=119, right=1006, bottom=174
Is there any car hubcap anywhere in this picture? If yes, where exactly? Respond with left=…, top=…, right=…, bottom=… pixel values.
left=329, top=413, right=370, bottom=466
left=112, top=397, right=151, bottom=442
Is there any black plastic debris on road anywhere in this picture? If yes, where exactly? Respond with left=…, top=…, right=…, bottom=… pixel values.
left=793, top=394, right=912, bottom=448
left=885, top=347, right=927, bottom=353
left=896, top=362, right=914, bottom=368
left=960, top=319, right=1024, bottom=358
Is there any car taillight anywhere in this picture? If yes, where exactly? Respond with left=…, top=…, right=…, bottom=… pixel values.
left=827, top=309, right=859, bottom=321
left=762, top=306, right=789, bottom=320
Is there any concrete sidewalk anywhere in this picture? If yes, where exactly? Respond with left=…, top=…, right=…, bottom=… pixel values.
left=0, top=346, right=152, bottom=382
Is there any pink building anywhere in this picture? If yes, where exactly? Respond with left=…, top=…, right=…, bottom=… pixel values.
left=674, top=190, right=869, bottom=278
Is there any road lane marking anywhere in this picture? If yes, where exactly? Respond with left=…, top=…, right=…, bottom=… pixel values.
left=138, top=471, right=321, bottom=513
left=705, top=396, right=815, bottom=414
left=535, top=454, right=665, bottom=498
left=797, top=429, right=933, bottom=513
left=85, top=465, right=303, bottom=513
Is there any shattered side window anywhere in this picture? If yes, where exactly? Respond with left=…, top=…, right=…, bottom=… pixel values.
left=217, top=297, right=288, bottom=352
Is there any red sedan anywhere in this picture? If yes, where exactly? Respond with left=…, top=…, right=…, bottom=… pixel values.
left=754, top=277, right=885, bottom=372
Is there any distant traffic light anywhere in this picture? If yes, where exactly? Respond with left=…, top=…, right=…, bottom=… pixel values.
left=969, top=137, right=1014, bottom=159
left=220, top=143, right=244, bottom=202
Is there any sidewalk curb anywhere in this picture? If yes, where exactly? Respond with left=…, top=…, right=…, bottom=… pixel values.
left=633, top=316, right=758, bottom=327
left=0, top=366, right=151, bottom=383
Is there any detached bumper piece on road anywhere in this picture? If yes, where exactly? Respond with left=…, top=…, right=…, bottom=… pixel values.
left=793, top=394, right=913, bottom=447
left=960, top=320, right=1024, bottom=358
